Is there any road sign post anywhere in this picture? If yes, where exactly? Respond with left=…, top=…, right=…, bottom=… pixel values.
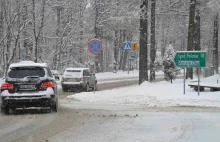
left=198, top=68, right=200, bottom=96
left=123, top=41, right=131, bottom=74
left=184, top=68, right=185, bottom=95
left=88, top=38, right=102, bottom=94
left=174, top=51, right=207, bottom=96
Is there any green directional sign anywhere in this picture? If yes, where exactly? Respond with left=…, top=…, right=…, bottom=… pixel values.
left=174, top=51, right=207, bottom=68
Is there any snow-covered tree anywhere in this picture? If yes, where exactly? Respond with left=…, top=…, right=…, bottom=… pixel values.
left=162, top=45, right=176, bottom=83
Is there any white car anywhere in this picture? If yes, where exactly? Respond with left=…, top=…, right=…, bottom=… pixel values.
left=0, top=61, right=58, bottom=114
left=61, top=68, right=97, bottom=92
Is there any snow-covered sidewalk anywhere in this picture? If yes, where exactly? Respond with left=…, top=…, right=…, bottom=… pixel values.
left=67, top=75, right=220, bottom=108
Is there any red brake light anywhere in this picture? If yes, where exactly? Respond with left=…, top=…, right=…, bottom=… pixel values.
left=80, top=78, right=84, bottom=81
left=1, top=83, right=13, bottom=89
left=61, top=77, right=64, bottom=81
left=41, top=81, right=54, bottom=88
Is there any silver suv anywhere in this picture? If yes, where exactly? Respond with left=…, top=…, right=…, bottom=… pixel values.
left=61, top=68, right=97, bottom=92
left=0, top=61, right=58, bottom=114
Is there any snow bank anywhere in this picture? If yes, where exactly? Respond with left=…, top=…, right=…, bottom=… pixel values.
left=96, top=70, right=164, bottom=80
left=67, top=75, right=220, bottom=108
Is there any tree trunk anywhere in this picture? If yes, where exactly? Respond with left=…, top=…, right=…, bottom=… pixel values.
left=79, top=1, right=84, bottom=64
left=0, top=0, right=4, bottom=69
left=22, top=1, right=28, bottom=61
left=213, top=12, right=219, bottom=74
left=161, top=24, right=166, bottom=58
left=114, top=30, right=119, bottom=71
left=94, top=0, right=99, bottom=72
left=122, top=30, right=128, bottom=71
left=15, top=0, right=21, bottom=63
left=194, top=1, right=201, bottom=75
left=32, top=0, right=45, bottom=63
left=119, top=29, right=124, bottom=70
left=194, top=2, right=200, bottom=51
left=94, top=0, right=104, bottom=73
left=150, top=0, right=156, bottom=82
left=32, top=0, right=37, bottom=62
left=139, top=0, right=149, bottom=85
left=53, top=7, right=62, bottom=69
left=4, top=26, right=11, bottom=77
left=186, top=0, right=196, bottom=79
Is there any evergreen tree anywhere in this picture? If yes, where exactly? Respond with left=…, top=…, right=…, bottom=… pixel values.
left=163, top=46, right=176, bottom=83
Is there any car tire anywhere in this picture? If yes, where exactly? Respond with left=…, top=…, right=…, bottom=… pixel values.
left=95, top=84, right=98, bottom=91
left=51, top=101, right=58, bottom=113
left=84, top=83, right=90, bottom=92
left=62, top=87, right=68, bottom=92
left=1, top=106, right=9, bottom=115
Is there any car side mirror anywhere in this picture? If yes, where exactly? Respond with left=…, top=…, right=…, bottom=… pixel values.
left=92, top=73, right=95, bottom=76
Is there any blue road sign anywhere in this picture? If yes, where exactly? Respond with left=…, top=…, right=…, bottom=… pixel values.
left=88, top=39, right=102, bottom=55
left=131, top=52, right=136, bottom=59
left=123, top=41, right=131, bottom=51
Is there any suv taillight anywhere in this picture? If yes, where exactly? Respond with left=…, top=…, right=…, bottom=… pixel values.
left=61, top=77, right=64, bottom=82
left=1, top=83, right=13, bottom=89
left=80, top=78, right=84, bottom=81
left=41, top=81, right=54, bottom=88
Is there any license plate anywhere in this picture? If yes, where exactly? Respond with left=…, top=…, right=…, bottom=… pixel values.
left=20, top=85, right=36, bottom=89
left=66, top=78, right=76, bottom=82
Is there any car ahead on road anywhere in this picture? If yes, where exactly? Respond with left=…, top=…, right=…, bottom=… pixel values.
left=51, top=70, right=60, bottom=80
left=0, top=61, right=58, bottom=115
left=61, top=68, right=97, bottom=92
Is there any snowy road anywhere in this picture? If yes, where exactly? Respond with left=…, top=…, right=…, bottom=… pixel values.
left=50, top=108, right=220, bottom=142
left=1, top=76, right=220, bottom=142
left=1, top=103, right=220, bottom=142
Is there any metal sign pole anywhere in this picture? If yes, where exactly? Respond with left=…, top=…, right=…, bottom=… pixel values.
left=184, top=68, right=185, bottom=95
left=94, top=54, right=96, bottom=94
left=198, top=68, right=200, bottom=96
left=127, top=51, right=129, bottom=74
left=88, top=38, right=102, bottom=94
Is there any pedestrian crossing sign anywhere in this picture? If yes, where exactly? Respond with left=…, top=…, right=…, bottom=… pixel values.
left=123, top=41, right=131, bottom=51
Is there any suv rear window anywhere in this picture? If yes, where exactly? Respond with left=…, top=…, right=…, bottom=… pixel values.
left=65, top=70, right=81, bottom=76
left=8, top=67, right=45, bottom=78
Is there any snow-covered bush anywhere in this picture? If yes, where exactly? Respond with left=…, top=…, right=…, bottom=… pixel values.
left=175, top=68, right=181, bottom=75
left=162, top=45, right=176, bottom=83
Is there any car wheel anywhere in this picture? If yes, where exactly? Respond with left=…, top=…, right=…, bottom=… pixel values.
left=85, top=83, right=90, bottom=92
left=51, top=101, right=58, bottom=113
left=62, top=87, right=68, bottom=92
left=1, top=106, right=9, bottom=115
